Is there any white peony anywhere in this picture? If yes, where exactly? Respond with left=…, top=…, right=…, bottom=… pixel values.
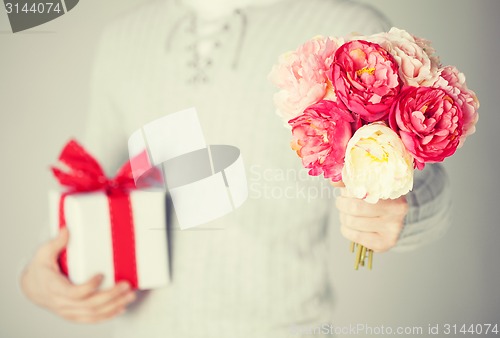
left=342, top=123, right=414, bottom=204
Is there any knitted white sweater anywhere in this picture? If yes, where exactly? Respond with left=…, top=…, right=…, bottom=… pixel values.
left=83, top=0, right=451, bottom=337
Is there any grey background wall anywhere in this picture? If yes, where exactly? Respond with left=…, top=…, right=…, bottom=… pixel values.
left=1, top=1, right=499, bottom=337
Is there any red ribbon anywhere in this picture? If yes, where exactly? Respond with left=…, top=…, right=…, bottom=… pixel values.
left=51, top=140, right=139, bottom=288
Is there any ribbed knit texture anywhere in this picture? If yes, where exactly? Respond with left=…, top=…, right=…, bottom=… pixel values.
left=82, top=1, right=450, bottom=337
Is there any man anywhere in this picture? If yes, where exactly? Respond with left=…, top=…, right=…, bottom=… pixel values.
left=20, top=0, right=451, bottom=337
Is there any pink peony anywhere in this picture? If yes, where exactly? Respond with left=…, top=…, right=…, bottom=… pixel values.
left=413, top=34, right=441, bottom=70
left=331, top=40, right=401, bottom=123
left=269, top=36, right=343, bottom=122
left=362, top=28, right=440, bottom=86
left=289, top=100, right=354, bottom=182
left=433, top=66, right=479, bottom=147
left=389, top=86, right=463, bottom=169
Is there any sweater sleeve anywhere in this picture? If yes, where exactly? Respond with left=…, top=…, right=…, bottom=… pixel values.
left=392, top=163, right=452, bottom=252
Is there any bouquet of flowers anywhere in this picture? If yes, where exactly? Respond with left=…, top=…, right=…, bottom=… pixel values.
left=269, top=27, right=479, bottom=269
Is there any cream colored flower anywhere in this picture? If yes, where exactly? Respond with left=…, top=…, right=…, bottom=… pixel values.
left=342, top=123, right=414, bottom=204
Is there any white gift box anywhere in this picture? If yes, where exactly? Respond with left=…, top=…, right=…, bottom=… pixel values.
left=49, top=189, right=169, bottom=290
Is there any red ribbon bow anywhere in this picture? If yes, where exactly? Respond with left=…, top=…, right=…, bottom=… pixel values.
left=52, top=139, right=139, bottom=288
left=51, top=139, right=136, bottom=193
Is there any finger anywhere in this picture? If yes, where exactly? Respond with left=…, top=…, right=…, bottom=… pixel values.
left=40, top=277, right=83, bottom=311
left=92, top=290, right=136, bottom=318
left=77, top=282, right=132, bottom=310
left=62, top=274, right=104, bottom=300
left=46, top=269, right=78, bottom=299
left=60, top=305, right=127, bottom=324
left=45, top=273, right=104, bottom=311
left=49, top=228, right=69, bottom=255
left=340, top=225, right=397, bottom=253
left=340, top=213, right=403, bottom=237
left=339, top=213, right=382, bottom=233
left=60, top=285, right=135, bottom=321
left=336, top=196, right=381, bottom=217
left=362, top=196, right=408, bottom=216
left=56, top=276, right=130, bottom=314
left=340, top=225, right=382, bottom=251
left=39, top=228, right=69, bottom=261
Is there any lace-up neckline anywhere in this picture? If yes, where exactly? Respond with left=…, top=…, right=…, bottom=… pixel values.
left=166, top=6, right=247, bottom=85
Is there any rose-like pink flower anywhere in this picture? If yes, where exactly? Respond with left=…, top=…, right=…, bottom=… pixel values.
left=389, top=86, right=463, bottom=169
left=289, top=100, right=354, bottom=182
left=413, top=34, right=441, bottom=70
left=269, top=36, right=343, bottom=122
left=433, top=66, right=479, bottom=147
left=361, top=28, right=440, bottom=86
left=331, top=40, right=401, bottom=122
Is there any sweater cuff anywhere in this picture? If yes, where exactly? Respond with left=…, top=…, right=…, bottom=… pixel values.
left=393, top=163, right=452, bottom=252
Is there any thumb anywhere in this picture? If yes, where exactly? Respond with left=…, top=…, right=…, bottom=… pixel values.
left=44, top=228, right=69, bottom=258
